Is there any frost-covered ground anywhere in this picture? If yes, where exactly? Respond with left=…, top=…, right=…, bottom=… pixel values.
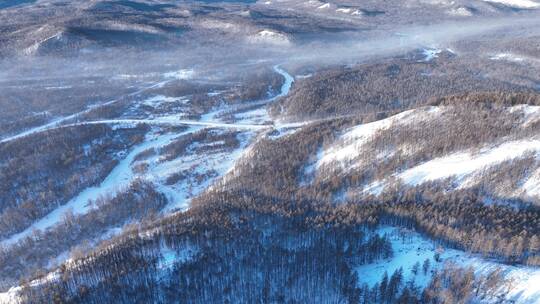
left=358, top=226, right=540, bottom=304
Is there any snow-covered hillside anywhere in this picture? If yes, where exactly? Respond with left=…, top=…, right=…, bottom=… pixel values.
left=312, top=104, right=540, bottom=204
left=359, top=226, right=540, bottom=304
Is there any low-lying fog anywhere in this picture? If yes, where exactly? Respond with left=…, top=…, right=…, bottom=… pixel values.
left=1, top=12, right=539, bottom=86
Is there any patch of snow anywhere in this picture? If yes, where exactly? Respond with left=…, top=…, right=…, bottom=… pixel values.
left=482, top=0, right=540, bottom=8
left=157, top=131, right=254, bottom=212
left=163, top=69, right=195, bottom=80
left=399, top=139, right=540, bottom=187
left=300, top=146, right=324, bottom=185
left=357, top=226, right=448, bottom=289
left=0, top=270, right=60, bottom=303
left=234, top=107, right=270, bottom=125
left=317, top=108, right=440, bottom=170
left=448, top=6, right=474, bottom=16
left=23, top=31, right=63, bottom=55
left=522, top=167, right=540, bottom=198
left=509, top=104, right=540, bottom=126
left=296, top=73, right=313, bottom=79
left=207, top=90, right=225, bottom=97
left=363, top=180, right=385, bottom=196
left=318, top=3, right=331, bottom=9
left=142, top=95, right=189, bottom=107
left=365, top=137, right=540, bottom=195
left=490, top=53, right=526, bottom=62
left=267, top=126, right=302, bottom=140
left=44, top=85, right=72, bottom=90
left=249, top=30, right=291, bottom=46
left=421, top=48, right=442, bottom=61
left=158, top=244, right=198, bottom=269
left=357, top=226, right=540, bottom=303
left=336, top=7, right=352, bottom=13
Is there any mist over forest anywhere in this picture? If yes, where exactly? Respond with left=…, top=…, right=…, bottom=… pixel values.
left=1, top=0, right=540, bottom=303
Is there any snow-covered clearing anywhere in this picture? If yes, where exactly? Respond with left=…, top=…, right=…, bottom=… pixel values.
left=158, top=243, right=199, bottom=270
left=149, top=131, right=255, bottom=212
left=316, top=107, right=441, bottom=170
left=357, top=226, right=540, bottom=303
left=364, top=138, right=540, bottom=196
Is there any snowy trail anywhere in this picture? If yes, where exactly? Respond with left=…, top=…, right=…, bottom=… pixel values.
left=0, top=129, right=195, bottom=247
left=55, top=118, right=272, bottom=130
left=0, top=79, right=170, bottom=145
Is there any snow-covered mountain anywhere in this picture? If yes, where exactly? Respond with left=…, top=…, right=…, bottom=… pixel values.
left=0, top=0, right=539, bottom=303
